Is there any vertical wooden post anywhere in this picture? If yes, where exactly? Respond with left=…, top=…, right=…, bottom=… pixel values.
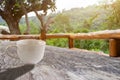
left=68, top=35, right=74, bottom=48
left=41, top=29, right=46, bottom=41
left=116, top=39, right=120, bottom=57
left=109, top=39, right=117, bottom=57
left=109, top=39, right=120, bottom=57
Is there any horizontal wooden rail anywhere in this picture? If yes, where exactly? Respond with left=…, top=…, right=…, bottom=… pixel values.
left=70, top=29, right=120, bottom=39
left=70, top=34, right=120, bottom=39
left=0, top=34, right=70, bottom=40
left=0, top=35, right=40, bottom=40
left=0, top=29, right=120, bottom=39
left=46, top=34, right=70, bottom=39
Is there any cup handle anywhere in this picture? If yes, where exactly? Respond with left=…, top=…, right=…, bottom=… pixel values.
left=4, top=45, right=19, bottom=59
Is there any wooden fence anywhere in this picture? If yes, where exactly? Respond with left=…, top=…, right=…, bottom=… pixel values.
left=0, top=29, right=120, bottom=57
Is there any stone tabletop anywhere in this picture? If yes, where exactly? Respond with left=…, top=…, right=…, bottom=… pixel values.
left=0, top=41, right=120, bottom=80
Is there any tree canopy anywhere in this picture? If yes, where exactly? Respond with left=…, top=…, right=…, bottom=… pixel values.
left=0, top=0, right=56, bottom=34
left=106, top=0, right=120, bottom=29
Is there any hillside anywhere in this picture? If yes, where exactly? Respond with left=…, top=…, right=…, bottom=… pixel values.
left=47, top=5, right=115, bottom=34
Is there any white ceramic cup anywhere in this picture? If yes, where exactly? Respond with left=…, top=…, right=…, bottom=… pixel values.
left=7, top=39, right=46, bottom=64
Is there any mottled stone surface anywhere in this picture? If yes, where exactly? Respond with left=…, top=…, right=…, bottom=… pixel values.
left=0, top=41, right=120, bottom=80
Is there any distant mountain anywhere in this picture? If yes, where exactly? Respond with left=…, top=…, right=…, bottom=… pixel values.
left=60, top=5, right=110, bottom=30
left=20, top=16, right=40, bottom=25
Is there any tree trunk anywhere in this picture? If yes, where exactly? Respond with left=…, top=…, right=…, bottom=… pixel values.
left=21, top=4, right=30, bottom=34
left=4, top=15, right=21, bottom=34
left=1, top=11, right=21, bottom=34
left=24, top=13, right=30, bottom=34
left=34, top=11, right=46, bottom=41
left=41, top=28, right=46, bottom=41
left=6, top=19, right=21, bottom=34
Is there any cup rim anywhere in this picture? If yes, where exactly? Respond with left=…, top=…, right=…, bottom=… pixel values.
left=17, top=39, right=46, bottom=46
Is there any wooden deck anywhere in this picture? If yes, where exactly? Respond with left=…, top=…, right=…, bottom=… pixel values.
left=0, top=41, right=120, bottom=80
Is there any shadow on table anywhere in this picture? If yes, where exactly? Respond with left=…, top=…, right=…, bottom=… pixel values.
left=0, top=64, right=35, bottom=80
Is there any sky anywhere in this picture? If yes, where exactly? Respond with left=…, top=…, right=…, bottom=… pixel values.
left=56, top=0, right=100, bottom=11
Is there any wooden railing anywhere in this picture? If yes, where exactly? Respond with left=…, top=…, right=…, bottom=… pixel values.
left=0, top=29, right=120, bottom=57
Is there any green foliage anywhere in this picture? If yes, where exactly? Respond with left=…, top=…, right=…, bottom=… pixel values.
left=74, top=28, right=89, bottom=33
left=105, top=0, right=120, bottom=29
left=74, top=39, right=109, bottom=54
left=46, top=38, right=68, bottom=48
left=83, top=13, right=99, bottom=29
left=49, top=13, right=73, bottom=33
left=19, top=21, right=40, bottom=34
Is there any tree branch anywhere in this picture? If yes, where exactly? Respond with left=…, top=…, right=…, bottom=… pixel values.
left=34, top=11, right=46, bottom=29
